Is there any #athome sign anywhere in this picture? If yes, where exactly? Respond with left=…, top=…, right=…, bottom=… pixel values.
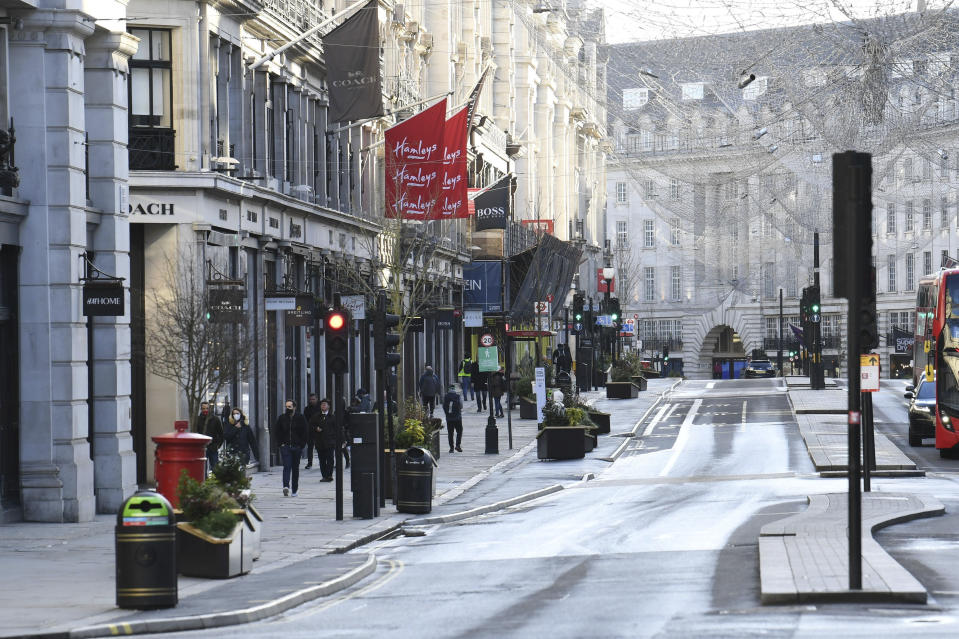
left=83, top=283, right=124, bottom=317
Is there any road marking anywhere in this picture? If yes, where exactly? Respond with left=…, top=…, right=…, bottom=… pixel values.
left=661, top=398, right=700, bottom=477
left=642, top=403, right=670, bottom=436
left=285, top=559, right=404, bottom=620
left=664, top=402, right=678, bottom=421
left=741, top=400, right=747, bottom=432
left=706, top=382, right=715, bottom=389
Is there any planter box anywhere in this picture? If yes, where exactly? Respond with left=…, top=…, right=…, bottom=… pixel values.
left=536, top=426, right=586, bottom=460
left=631, top=375, right=649, bottom=391
left=519, top=396, right=538, bottom=420
left=606, top=381, right=639, bottom=399
left=587, top=410, right=611, bottom=434
left=176, top=521, right=250, bottom=579
left=584, top=431, right=596, bottom=452
left=427, top=425, right=442, bottom=461
left=240, top=506, right=262, bottom=561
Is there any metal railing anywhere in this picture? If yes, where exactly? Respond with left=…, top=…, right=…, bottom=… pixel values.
left=129, top=128, right=176, bottom=171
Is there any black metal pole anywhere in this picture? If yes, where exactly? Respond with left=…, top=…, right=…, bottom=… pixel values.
left=862, top=391, right=875, bottom=492
left=506, top=331, right=513, bottom=450
left=604, top=282, right=611, bottom=362
left=334, top=372, right=344, bottom=521
left=847, top=292, right=862, bottom=588
left=376, top=367, right=386, bottom=508
left=778, top=289, right=784, bottom=376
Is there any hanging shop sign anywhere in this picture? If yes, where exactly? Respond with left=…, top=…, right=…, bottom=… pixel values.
left=463, top=309, right=483, bottom=327
left=83, top=282, right=124, bottom=317
left=340, top=294, right=366, bottom=320
left=207, top=289, right=244, bottom=323
left=408, top=316, right=425, bottom=332
left=435, top=307, right=454, bottom=330
left=286, top=294, right=315, bottom=327
left=265, top=294, right=297, bottom=311
left=463, top=260, right=503, bottom=313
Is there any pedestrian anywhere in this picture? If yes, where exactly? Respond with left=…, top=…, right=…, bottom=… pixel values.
left=458, top=354, right=474, bottom=401
left=559, top=344, right=573, bottom=373
left=224, top=407, right=258, bottom=467
left=442, top=384, right=463, bottom=453
left=273, top=399, right=307, bottom=497
left=302, top=393, right=320, bottom=469
left=197, top=401, right=224, bottom=473
left=489, top=366, right=507, bottom=418
left=418, top=364, right=441, bottom=417
left=471, top=359, right=488, bottom=412
left=309, top=398, right=338, bottom=481
left=356, top=388, right=373, bottom=412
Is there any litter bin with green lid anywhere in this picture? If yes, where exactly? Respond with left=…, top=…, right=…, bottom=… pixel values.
left=116, top=490, right=178, bottom=609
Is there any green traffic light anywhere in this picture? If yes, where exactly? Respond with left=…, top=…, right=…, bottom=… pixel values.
left=575, top=312, right=582, bottom=321
left=811, top=303, right=820, bottom=313
left=611, top=313, right=618, bottom=321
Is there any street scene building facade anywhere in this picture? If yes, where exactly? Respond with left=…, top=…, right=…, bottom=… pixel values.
left=0, top=0, right=608, bottom=522
left=606, top=11, right=959, bottom=379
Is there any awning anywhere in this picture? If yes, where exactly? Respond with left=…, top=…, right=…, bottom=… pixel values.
left=508, top=233, right=582, bottom=322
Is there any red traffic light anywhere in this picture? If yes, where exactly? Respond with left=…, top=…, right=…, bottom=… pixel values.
left=327, top=312, right=346, bottom=331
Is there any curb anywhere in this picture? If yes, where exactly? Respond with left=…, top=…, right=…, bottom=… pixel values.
left=403, top=483, right=566, bottom=526
left=2, top=555, right=377, bottom=639
left=607, top=378, right=683, bottom=462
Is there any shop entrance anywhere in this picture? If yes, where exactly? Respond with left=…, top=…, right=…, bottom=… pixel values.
left=0, top=244, right=19, bottom=513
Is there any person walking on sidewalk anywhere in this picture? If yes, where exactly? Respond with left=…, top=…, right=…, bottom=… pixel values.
left=442, top=384, right=463, bottom=453
left=418, top=364, right=441, bottom=417
left=302, top=393, right=320, bottom=469
left=310, top=398, right=338, bottom=481
left=224, top=408, right=258, bottom=467
left=458, top=355, right=474, bottom=401
left=471, top=359, right=488, bottom=412
left=274, top=400, right=308, bottom=496
left=489, top=366, right=507, bottom=418
left=197, top=402, right=224, bottom=473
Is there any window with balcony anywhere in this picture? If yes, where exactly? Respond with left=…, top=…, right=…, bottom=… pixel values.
left=128, top=28, right=175, bottom=170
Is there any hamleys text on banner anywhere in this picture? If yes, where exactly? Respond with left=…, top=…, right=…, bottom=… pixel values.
left=385, top=98, right=448, bottom=220
left=439, top=107, right=468, bottom=219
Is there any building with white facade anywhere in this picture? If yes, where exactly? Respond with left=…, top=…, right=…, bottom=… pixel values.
left=605, top=12, right=959, bottom=379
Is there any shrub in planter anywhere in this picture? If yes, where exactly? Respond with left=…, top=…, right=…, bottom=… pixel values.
left=177, top=471, right=240, bottom=539
left=515, top=377, right=533, bottom=399
left=609, top=360, right=635, bottom=382
left=210, top=451, right=253, bottom=508
left=541, top=399, right=568, bottom=427
left=396, top=419, right=426, bottom=448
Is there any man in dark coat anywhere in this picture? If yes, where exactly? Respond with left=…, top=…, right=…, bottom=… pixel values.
left=310, top=398, right=339, bottom=481
left=302, top=393, right=320, bottom=469
left=273, top=399, right=308, bottom=496
left=418, top=364, right=441, bottom=417
left=198, top=402, right=224, bottom=474
left=489, top=366, right=507, bottom=418
left=442, top=384, right=463, bottom=452
left=471, top=360, right=488, bottom=412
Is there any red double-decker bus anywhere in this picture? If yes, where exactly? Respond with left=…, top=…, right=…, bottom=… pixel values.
left=932, top=266, right=959, bottom=456
left=914, top=274, right=938, bottom=387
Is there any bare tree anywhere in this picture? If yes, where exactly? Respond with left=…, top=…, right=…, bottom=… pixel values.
left=613, top=245, right=641, bottom=305
left=146, top=248, right=256, bottom=431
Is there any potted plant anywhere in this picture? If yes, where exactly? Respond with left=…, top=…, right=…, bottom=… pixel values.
left=606, top=359, right=640, bottom=399
left=175, top=471, right=250, bottom=578
left=536, top=399, right=586, bottom=460
left=516, top=377, right=538, bottom=420
left=564, top=406, right=598, bottom=451
left=210, top=451, right=260, bottom=561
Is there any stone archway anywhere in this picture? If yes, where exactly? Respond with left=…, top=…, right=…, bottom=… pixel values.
left=701, top=324, right=748, bottom=379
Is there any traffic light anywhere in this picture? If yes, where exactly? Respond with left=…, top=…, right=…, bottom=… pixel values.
left=325, top=307, right=351, bottom=375
left=608, top=298, right=621, bottom=325
left=373, top=292, right=401, bottom=370
left=663, top=343, right=669, bottom=362
left=573, top=293, right=585, bottom=322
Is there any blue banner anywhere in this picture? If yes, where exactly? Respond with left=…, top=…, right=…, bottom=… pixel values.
left=463, top=261, right=503, bottom=313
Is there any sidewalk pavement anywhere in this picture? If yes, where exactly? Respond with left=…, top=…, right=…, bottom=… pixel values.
left=0, top=380, right=674, bottom=639
left=759, top=379, right=944, bottom=604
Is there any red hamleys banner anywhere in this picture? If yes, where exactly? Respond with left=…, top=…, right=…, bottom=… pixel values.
left=438, top=107, right=468, bottom=219
left=385, top=98, right=447, bottom=220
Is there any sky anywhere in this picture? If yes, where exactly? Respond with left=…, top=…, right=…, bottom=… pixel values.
left=593, top=0, right=938, bottom=43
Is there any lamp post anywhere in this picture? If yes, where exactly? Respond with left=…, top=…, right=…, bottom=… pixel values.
left=602, top=266, right=615, bottom=362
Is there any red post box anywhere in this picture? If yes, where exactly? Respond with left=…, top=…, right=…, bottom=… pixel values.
left=152, top=420, right=211, bottom=508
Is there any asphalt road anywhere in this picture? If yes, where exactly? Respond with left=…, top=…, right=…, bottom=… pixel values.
left=138, top=379, right=959, bottom=638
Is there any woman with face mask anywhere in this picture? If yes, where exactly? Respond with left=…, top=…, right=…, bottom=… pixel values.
left=224, top=408, right=258, bottom=467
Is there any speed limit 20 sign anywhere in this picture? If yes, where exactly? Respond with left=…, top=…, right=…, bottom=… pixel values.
left=480, top=333, right=495, bottom=347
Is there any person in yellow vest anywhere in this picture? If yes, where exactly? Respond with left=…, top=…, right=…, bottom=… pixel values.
left=458, top=354, right=474, bottom=401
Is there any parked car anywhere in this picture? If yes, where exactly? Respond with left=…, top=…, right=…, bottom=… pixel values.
left=744, top=360, right=776, bottom=378
left=905, top=378, right=936, bottom=447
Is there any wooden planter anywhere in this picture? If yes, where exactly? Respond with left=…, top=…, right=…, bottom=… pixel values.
left=176, top=521, right=250, bottom=579
left=584, top=430, right=597, bottom=452
left=631, top=375, right=649, bottom=390
left=536, top=426, right=586, bottom=460
left=519, top=396, right=538, bottom=420
left=587, top=410, right=611, bottom=434
left=606, top=381, right=639, bottom=399
left=238, top=506, right=262, bottom=561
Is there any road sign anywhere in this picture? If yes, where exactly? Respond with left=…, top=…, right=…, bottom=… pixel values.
left=633, top=313, right=639, bottom=319
left=479, top=333, right=495, bottom=347
left=860, top=353, right=879, bottom=392
left=478, top=346, right=499, bottom=372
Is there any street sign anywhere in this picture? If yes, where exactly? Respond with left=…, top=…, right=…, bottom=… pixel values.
left=479, top=332, right=495, bottom=347
left=340, top=294, right=366, bottom=320
left=478, top=346, right=499, bottom=372
left=463, top=309, right=483, bottom=327
left=534, top=367, right=546, bottom=425
left=595, top=314, right=612, bottom=327
left=265, top=295, right=296, bottom=311
left=860, top=353, right=879, bottom=392
left=633, top=313, right=639, bottom=319
left=83, top=282, right=125, bottom=317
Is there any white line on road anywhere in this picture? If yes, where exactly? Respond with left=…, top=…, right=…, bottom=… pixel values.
left=741, top=400, right=747, bottom=432
left=706, top=382, right=715, bottom=389
left=642, top=403, right=671, bottom=437
left=660, top=398, right=701, bottom=477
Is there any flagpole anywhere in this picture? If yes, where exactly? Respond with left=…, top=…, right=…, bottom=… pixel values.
left=249, top=0, right=369, bottom=70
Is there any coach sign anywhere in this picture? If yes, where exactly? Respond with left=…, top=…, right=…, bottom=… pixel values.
left=83, top=282, right=124, bottom=316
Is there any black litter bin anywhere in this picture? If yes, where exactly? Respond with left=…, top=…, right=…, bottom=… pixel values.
left=116, top=490, right=177, bottom=609
left=396, top=447, right=437, bottom=514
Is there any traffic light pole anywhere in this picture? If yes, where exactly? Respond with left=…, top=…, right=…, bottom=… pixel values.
left=334, top=371, right=344, bottom=521
left=778, top=289, right=784, bottom=376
